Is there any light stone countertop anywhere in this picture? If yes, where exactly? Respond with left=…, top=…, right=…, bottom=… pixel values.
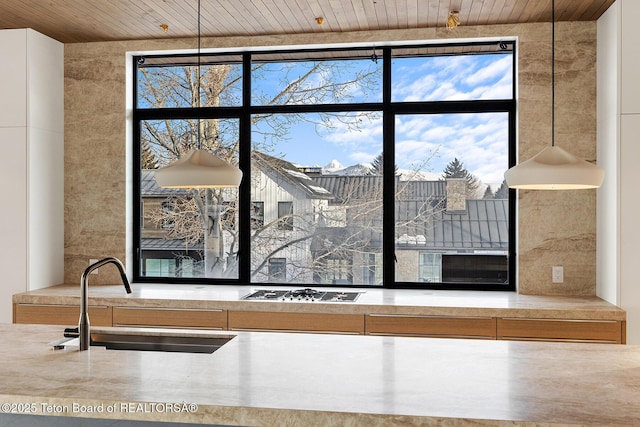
left=1, top=323, right=639, bottom=426
left=13, top=283, right=626, bottom=320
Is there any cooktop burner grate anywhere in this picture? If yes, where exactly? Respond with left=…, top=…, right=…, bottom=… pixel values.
left=241, top=289, right=289, bottom=300
left=242, top=288, right=361, bottom=302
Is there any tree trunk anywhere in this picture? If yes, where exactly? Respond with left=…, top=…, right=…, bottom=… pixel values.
left=204, top=191, right=224, bottom=278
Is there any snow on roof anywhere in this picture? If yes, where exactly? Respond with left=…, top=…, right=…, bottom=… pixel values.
left=285, top=168, right=313, bottom=181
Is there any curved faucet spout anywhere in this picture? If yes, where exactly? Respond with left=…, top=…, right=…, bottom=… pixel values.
left=79, top=257, right=132, bottom=350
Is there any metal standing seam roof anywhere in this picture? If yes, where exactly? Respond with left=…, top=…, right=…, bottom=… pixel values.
left=311, top=176, right=446, bottom=204
left=399, top=199, right=509, bottom=251
left=141, top=169, right=191, bottom=197
left=312, top=175, right=383, bottom=204
left=314, top=175, right=507, bottom=250
left=141, top=238, right=203, bottom=251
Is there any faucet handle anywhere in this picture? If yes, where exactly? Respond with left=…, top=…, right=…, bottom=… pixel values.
left=64, top=327, right=79, bottom=338
left=120, top=272, right=132, bottom=294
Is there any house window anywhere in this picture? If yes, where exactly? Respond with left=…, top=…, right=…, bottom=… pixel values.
left=133, top=41, right=515, bottom=290
left=418, top=252, right=442, bottom=283
left=268, top=258, right=286, bottom=282
left=251, top=202, right=264, bottom=228
left=161, top=201, right=174, bottom=229
left=394, top=112, right=510, bottom=287
left=362, top=253, right=381, bottom=285
left=136, top=117, right=240, bottom=280
left=143, top=256, right=199, bottom=278
left=442, top=253, right=508, bottom=284
left=277, top=201, right=293, bottom=230
left=145, top=258, right=176, bottom=277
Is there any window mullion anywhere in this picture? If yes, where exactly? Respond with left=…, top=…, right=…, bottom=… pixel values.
left=382, top=47, right=396, bottom=288
left=238, top=52, right=252, bottom=283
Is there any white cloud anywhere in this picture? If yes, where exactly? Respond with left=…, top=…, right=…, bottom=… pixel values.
left=395, top=139, right=442, bottom=172
left=464, top=55, right=512, bottom=86
left=322, top=114, right=383, bottom=148
left=348, top=151, right=377, bottom=164
left=392, top=53, right=513, bottom=102
left=394, top=113, right=508, bottom=184
left=393, top=74, right=438, bottom=101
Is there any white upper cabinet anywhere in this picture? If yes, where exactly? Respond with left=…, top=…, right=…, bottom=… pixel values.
left=0, top=30, right=28, bottom=127
left=621, top=0, right=640, bottom=114
left=26, top=30, right=64, bottom=133
left=0, top=29, right=63, bottom=324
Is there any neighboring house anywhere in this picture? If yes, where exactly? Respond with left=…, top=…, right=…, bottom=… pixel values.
left=312, top=176, right=509, bottom=284
left=141, top=152, right=335, bottom=281
left=309, top=175, right=386, bottom=285
left=250, top=152, right=334, bottom=283
left=141, top=155, right=508, bottom=285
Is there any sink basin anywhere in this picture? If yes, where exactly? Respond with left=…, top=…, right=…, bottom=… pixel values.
left=90, top=330, right=234, bottom=354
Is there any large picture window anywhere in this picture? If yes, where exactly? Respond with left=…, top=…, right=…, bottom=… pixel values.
left=133, top=41, right=516, bottom=290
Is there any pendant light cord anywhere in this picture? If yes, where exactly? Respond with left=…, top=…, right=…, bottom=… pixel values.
left=551, top=0, right=555, bottom=147
left=197, top=0, right=202, bottom=150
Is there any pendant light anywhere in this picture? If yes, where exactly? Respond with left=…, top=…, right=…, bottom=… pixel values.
left=504, top=0, right=604, bottom=190
left=155, top=0, right=243, bottom=188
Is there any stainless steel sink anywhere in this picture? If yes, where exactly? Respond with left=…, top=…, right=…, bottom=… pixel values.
left=89, top=329, right=234, bottom=354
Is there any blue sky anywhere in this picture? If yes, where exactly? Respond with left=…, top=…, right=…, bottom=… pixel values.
left=143, top=48, right=513, bottom=185
left=254, top=51, right=513, bottom=185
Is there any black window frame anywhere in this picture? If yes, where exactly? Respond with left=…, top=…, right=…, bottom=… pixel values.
left=132, top=41, right=517, bottom=291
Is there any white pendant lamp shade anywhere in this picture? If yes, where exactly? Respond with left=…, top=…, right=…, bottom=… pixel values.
left=504, top=0, right=604, bottom=190
left=504, top=146, right=604, bottom=190
left=153, top=0, right=242, bottom=189
left=155, top=149, right=243, bottom=188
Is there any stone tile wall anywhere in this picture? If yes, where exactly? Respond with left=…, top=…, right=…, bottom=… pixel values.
left=64, top=22, right=597, bottom=294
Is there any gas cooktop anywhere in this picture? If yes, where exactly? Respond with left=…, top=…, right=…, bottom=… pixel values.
left=242, top=288, right=361, bottom=302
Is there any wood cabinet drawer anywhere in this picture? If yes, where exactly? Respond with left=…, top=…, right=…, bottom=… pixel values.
left=365, top=314, right=497, bottom=339
left=113, top=307, right=227, bottom=329
left=13, top=303, right=112, bottom=326
left=228, top=311, right=364, bottom=334
left=497, top=318, right=624, bottom=343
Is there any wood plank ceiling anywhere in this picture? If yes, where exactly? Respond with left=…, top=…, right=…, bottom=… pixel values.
left=0, top=0, right=616, bottom=44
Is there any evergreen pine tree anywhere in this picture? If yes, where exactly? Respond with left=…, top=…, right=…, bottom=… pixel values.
left=482, top=186, right=494, bottom=199
left=494, top=180, right=509, bottom=199
left=367, top=152, right=398, bottom=176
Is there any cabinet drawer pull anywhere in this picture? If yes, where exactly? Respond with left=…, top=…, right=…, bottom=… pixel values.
left=114, top=323, right=223, bottom=330
left=230, top=327, right=361, bottom=335
left=368, top=313, right=492, bottom=320
left=116, top=307, right=223, bottom=312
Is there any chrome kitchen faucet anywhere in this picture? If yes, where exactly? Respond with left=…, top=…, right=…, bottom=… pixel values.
left=79, top=257, right=132, bottom=350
